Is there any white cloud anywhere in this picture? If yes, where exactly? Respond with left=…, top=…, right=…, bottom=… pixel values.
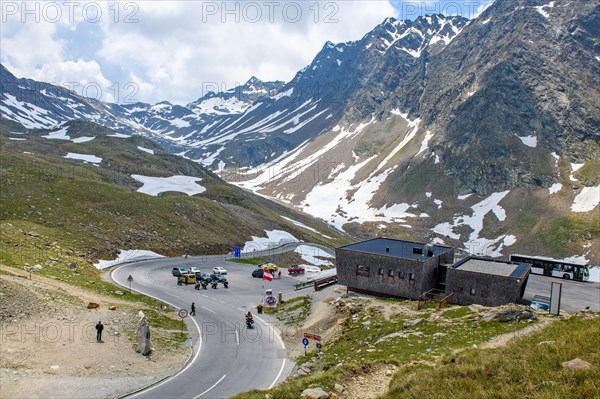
left=1, top=1, right=395, bottom=104
left=1, top=1, right=493, bottom=105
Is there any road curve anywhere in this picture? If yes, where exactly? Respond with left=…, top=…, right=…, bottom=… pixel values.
left=112, top=244, right=331, bottom=398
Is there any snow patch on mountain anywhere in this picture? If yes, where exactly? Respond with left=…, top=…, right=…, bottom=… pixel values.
left=280, top=216, right=332, bottom=239
left=72, top=136, right=95, bottom=143
left=570, top=163, right=584, bottom=181
left=433, top=191, right=513, bottom=256
left=42, top=127, right=71, bottom=140
left=94, top=249, right=165, bottom=269
left=64, top=152, right=102, bottom=164
left=516, top=135, right=537, bottom=147
left=131, top=175, right=206, bottom=196
left=241, top=230, right=300, bottom=252
left=295, top=245, right=334, bottom=266
left=535, top=1, right=555, bottom=19
left=548, top=183, right=562, bottom=195
left=137, top=146, right=154, bottom=154
left=1, top=93, right=60, bottom=128
left=571, top=186, right=600, bottom=213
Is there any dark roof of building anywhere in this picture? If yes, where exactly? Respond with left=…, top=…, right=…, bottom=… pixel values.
left=338, top=238, right=452, bottom=261
left=452, top=257, right=531, bottom=278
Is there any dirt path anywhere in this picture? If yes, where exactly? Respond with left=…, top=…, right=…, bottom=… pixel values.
left=0, top=265, right=188, bottom=399
left=479, top=316, right=555, bottom=349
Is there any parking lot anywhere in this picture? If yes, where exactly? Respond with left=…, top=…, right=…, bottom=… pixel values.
left=522, top=274, right=600, bottom=313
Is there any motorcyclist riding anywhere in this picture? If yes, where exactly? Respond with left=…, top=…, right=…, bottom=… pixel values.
left=245, top=311, right=254, bottom=328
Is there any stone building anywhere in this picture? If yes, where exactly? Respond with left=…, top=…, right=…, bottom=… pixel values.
left=336, top=238, right=454, bottom=299
left=445, top=256, right=531, bottom=306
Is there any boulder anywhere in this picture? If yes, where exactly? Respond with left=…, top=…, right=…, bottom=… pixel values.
left=403, top=318, right=426, bottom=328
left=561, top=358, right=592, bottom=370
left=108, top=305, right=117, bottom=310
left=301, top=388, right=329, bottom=399
left=87, top=302, right=100, bottom=309
left=136, top=313, right=151, bottom=355
left=480, top=305, right=536, bottom=322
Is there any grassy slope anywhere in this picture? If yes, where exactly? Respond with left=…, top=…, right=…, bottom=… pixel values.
left=0, top=119, right=347, bottom=293
left=232, top=302, right=544, bottom=399
left=383, top=314, right=599, bottom=399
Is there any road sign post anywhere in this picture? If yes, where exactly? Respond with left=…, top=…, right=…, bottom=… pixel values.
left=303, top=332, right=321, bottom=341
left=127, top=274, right=133, bottom=292
left=302, top=337, right=309, bottom=356
left=178, top=309, right=188, bottom=337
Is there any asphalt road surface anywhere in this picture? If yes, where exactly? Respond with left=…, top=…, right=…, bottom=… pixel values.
left=112, top=244, right=333, bottom=399
left=522, top=273, right=600, bottom=313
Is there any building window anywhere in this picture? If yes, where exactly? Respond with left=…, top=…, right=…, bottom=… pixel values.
left=357, top=265, right=370, bottom=277
left=389, top=270, right=395, bottom=277
left=378, top=268, right=384, bottom=276
left=399, top=271, right=405, bottom=279
left=458, top=287, right=464, bottom=293
left=481, top=290, right=488, bottom=298
left=409, top=273, right=415, bottom=281
left=470, top=288, right=476, bottom=296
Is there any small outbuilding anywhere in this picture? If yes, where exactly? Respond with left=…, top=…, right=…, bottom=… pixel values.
left=336, top=238, right=454, bottom=299
left=446, top=256, right=531, bottom=307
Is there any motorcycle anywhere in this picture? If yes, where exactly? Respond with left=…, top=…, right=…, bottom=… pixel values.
left=245, top=317, right=254, bottom=329
left=223, top=281, right=229, bottom=289
left=201, top=281, right=208, bottom=289
left=211, top=281, right=218, bottom=289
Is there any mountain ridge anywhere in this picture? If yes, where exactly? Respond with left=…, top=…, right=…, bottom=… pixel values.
left=1, top=0, right=598, bottom=262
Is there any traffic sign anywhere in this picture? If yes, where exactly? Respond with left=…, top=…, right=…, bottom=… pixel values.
left=234, top=246, right=241, bottom=258
left=178, top=309, right=188, bottom=319
left=303, top=332, right=321, bottom=341
left=316, top=343, right=322, bottom=349
left=302, top=338, right=309, bottom=347
left=265, top=295, right=277, bottom=307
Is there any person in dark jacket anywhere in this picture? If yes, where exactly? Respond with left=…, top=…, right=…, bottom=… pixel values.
left=96, top=321, right=104, bottom=342
left=191, top=302, right=196, bottom=316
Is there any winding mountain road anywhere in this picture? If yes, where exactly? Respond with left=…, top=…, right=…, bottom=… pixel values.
left=112, top=243, right=334, bottom=398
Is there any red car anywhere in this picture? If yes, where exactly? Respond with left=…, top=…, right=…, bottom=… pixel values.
left=288, top=265, right=305, bottom=275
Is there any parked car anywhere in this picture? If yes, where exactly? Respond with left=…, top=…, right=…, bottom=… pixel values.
left=288, top=265, right=305, bottom=275
left=181, top=273, right=196, bottom=284
left=195, top=272, right=211, bottom=282
left=259, top=262, right=278, bottom=272
left=189, top=266, right=201, bottom=274
left=172, top=267, right=188, bottom=277
left=212, top=266, right=227, bottom=275
left=252, top=268, right=264, bottom=278
left=210, top=274, right=228, bottom=283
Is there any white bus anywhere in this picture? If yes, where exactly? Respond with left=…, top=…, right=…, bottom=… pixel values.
left=509, top=254, right=590, bottom=281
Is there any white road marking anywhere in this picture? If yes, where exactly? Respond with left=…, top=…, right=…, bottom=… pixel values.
left=111, top=266, right=203, bottom=398
left=235, top=330, right=239, bottom=346
left=269, top=359, right=286, bottom=389
left=202, top=306, right=217, bottom=315
left=254, top=314, right=286, bottom=350
left=193, top=374, right=227, bottom=398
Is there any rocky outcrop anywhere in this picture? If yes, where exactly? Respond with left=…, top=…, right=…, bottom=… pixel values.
left=480, top=305, right=537, bottom=322
left=301, top=387, right=330, bottom=399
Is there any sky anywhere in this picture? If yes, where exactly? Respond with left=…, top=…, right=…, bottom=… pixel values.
left=0, top=1, right=494, bottom=105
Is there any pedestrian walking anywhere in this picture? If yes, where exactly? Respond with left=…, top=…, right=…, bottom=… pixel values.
left=278, top=270, right=282, bottom=279
left=191, top=302, right=196, bottom=316
left=95, top=321, right=104, bottom=342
